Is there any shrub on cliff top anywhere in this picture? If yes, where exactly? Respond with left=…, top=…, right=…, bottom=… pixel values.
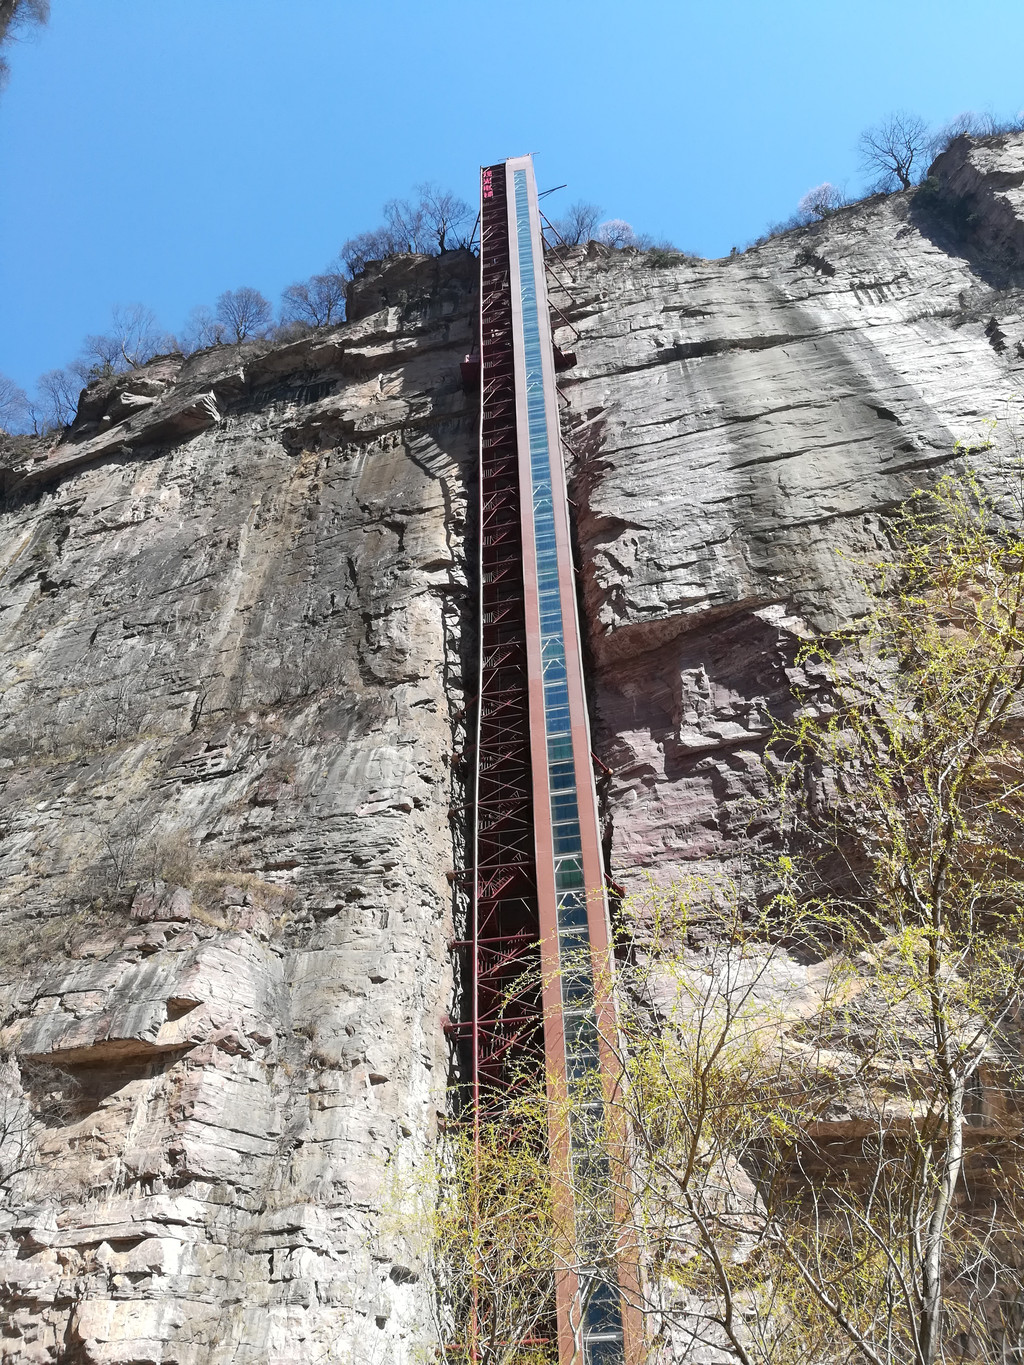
left=215, top=286, right=274, bottom=343
left=280, top=268, right=347, bottom=329
left=339, top=181, right=474, bottom=277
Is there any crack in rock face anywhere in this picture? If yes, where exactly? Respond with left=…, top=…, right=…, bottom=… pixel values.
left=3, top=132, right=1024, bottom=1360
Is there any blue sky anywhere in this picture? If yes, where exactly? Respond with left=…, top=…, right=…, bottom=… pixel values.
left=2, top=0, right=1023, bottom=394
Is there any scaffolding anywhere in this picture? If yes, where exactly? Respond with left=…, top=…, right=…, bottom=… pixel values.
left=463, top=155, right=639, bottom=1365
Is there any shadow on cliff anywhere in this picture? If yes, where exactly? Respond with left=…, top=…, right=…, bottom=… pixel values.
left=909, top=133, right=1024, bottom=291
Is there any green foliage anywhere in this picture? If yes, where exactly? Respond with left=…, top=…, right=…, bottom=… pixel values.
left=607, top=464, right=1024, bottom=1358
left=781, top=468, right=1024, bottom=961
left=417, top=469, right=1024, bottom=1364
left=389, top=1093, right=561, bottom=1365
left=750, top=469, right=1024, bottom=1363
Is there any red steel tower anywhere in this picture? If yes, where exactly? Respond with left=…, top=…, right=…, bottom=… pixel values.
left=466, top=155, right=640, bottom=1365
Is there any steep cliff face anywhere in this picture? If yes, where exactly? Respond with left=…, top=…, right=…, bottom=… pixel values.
left=2, top=134, right=1024, bottom=1364
left=0, top=255, right=476, bottom=1364
left=563, top=131, right=1024, bottom=890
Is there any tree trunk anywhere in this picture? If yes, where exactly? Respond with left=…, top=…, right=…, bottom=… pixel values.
left=918, top=1071, right=966, bottom=1364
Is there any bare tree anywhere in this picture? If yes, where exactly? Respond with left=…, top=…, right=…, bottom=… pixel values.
left=74, top=330, right=122, bottom=381
left=0, top=1051, right=81, bottom=1205
left=382, top=196, right=428, bottom=253
left=0, top=371, right=27, bottom=431
left=552, top=200, right=603, bottom=245
left=338, top=226, right=406, bottom=277
left=859, top=110, right=930, bottom=190
left=97, top=674, right=145, bottom=743
left=339, top=182, right=474, bottom=277
left=215, top=287, right=273, bottom=342
left=597, top=218, right=640, bottom=249
left=0, top=0, right=49, bottom=89
left=101, top=806, right=147, bottom=893
left=0, top=1053, right=41, bottom=1202
left=177, top=304, right=227, bottom=355
left=797, top=181, right=848, bottom=220
left=36, top=367, right=79, bottom=429
left=77, top=303, right=167, bottom=378
left=415, top=181, right=473, bottom=252
left=280, top=268, right=346, bottom=328
left=111, top=302, right=168, bottom=367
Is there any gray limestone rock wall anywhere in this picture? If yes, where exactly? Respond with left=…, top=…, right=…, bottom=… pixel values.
left=4, top=132, right=1024, bottom=1363
left=561, top=131, right=1024, bottom=892
left=0, top=253, right=477, bottom=1365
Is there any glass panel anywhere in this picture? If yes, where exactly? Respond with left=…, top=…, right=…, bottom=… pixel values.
left=554, top=858, right=584, bottom=888
left=584, top=1341, right=624, bottom=1365
left=513, top=165, right=624, bottom=1335
left=553, top=823, right=582, bottom=855
left=584, top=1282, right=623, bottom=1334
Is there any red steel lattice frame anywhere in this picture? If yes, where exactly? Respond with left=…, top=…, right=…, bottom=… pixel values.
left=464, top=163, right=549, bottom=1118
left=460, top=160, right=642, bottom=1365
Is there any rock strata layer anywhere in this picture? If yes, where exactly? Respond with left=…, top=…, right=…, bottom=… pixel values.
left=0, top=253, right=476, bottom=1364
left=560, top=131, right=1024, bottom=890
